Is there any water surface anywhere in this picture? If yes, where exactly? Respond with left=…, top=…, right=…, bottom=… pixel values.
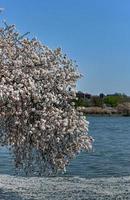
left=66, top=116, right=130, bottom=178
left=0, top=116, right=130, bottom=199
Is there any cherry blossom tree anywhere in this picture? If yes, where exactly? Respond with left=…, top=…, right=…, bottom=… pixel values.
left=0, top=23, right=93, bottom=175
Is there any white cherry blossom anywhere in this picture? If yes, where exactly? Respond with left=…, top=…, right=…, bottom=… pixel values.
left=0, top=23, right=93, bottom=175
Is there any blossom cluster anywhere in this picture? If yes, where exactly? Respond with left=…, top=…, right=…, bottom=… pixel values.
left=0, top=23, right=93, bottom=175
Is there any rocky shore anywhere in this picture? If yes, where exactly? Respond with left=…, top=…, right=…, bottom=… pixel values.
left=78, top=102, right=130, bottom=116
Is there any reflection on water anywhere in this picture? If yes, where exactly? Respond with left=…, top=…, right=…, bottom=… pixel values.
left=0, top=116, right=130, bottom=199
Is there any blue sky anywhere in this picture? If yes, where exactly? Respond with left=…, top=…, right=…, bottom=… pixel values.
left=0, top=0, right=130, bottom=95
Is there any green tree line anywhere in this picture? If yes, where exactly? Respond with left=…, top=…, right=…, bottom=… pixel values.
left=74, top=92, right=130, bottom=107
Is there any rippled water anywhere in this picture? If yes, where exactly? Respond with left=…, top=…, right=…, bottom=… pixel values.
left=0, top=116, right=130, bottom=199
left=66, top=116, right=130, bottom=178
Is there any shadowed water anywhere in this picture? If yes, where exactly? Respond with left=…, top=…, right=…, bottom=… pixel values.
left=0, top=116, right=130, bottom=199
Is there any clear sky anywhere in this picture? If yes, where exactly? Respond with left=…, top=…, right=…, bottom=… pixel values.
left=0, top=0, right=130, bottom=95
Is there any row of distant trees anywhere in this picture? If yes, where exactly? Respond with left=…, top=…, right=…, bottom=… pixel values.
left=75, top=92, right=130, bottom=107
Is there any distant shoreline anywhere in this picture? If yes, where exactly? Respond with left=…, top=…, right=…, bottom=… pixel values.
left=78, top=106, right=130, bottom=117
left=86, top=114, right=130, bottom=117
